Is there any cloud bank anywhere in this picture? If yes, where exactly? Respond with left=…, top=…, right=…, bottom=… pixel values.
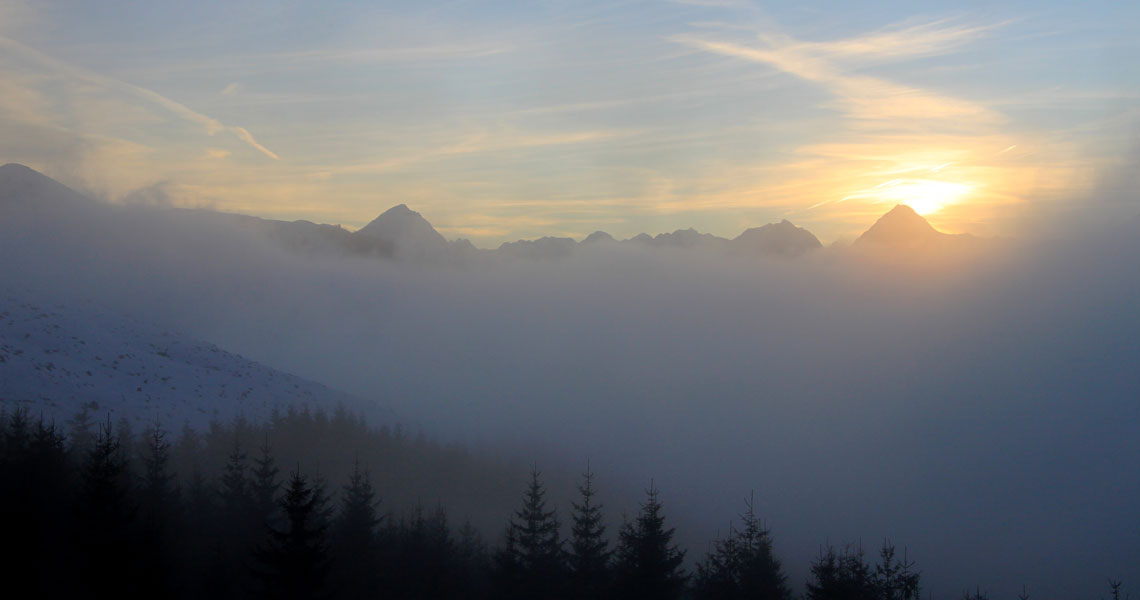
left=1, top=178, right=1137, bottom=597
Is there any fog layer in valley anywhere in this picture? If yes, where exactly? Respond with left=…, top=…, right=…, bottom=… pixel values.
left=1, top=165, right=1137, bottom=597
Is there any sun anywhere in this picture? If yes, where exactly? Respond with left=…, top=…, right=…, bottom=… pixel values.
left=851, top=178, right=973, bottom=215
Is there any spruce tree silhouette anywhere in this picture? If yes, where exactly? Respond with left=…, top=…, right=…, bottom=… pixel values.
left=613, top=482, right=686, bottom=600
left=1, top=409, right=34, bottom=587
left=219, top=437, right=252, bottom=521
left=331, top=457, right=382, bottom=598
left=455, top=519, right=492, bottom=599
left=568, top=464, right=611, bottom=599
left=75, top=417, right=137, bottom=599
left=140, top=422, right=177, bottom=513
left=28, top=416, right=74, bottom=593
left=215, top=436, right=254, bottom=598
left=388, top=504, right=460, bottom=598
left=806, top=544, right=876, bottom=600
left=2, top=411, right=73, bottom=595
left=256, top=467, right=330, bottom=600
left=66, top=403, right=97, bottom=460
left=873, top=541, right=920, bottom=600
left=494, top=465, right=567, bottom=599
left=250, top=434, right=281, bottom=531
left=138, top=421, right=179, bottom=596
left=695, top=494, right=791, bottom=600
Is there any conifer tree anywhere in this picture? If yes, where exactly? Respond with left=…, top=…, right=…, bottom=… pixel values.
left=256, top=469, right=330, bottom=600
left=140, top=422, right=177, bottom=513
left=695, top=526, right=741, bottom=599
left=806, top=544, right=876, bottom=600
left=67, top=403, right=97, bottom=460
left=75, top=417, right=137, bottom=598
left=331, top=458, right=382, bottom=598
left=138, top=422, right=178, bottom=596
left=219, top=437, right=251, bottom=518
left=568, top=465, right=611, bottom=599
left=4, top=413, right=72, bottom=595
left=695, top=495, right=790, bottom=600
left=390, top=504, right=459, bottom=599
left=613, top=483, right=686, bottom=600
left=456, top=519, right=492, bottom=599
left=735, top=495, right=790, bottom=599
left=215, top=437, right=254, bottom=598
left=3, top=406, right=29, bottom=456
left=873, top=541, right=920, bottom=600
left=181, top=465, right=219, bottom=598
left=250, top=434, right=281, bottom=530
left=494, top=466, right=567, bottom=599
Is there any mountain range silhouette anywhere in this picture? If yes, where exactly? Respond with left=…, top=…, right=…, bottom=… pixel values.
left=0, top=162, right=966, bottom=261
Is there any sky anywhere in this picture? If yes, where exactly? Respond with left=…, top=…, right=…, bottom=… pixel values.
left=1, top=0, right=1137, bottom=245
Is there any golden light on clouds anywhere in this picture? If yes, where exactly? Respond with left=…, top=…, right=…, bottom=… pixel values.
left=841, top=178, right=974, bottom=216
left=0, top=4, right=1132, bottom=245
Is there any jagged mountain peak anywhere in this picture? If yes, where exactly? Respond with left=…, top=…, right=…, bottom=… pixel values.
left=855, top=204, right=946, bottom=247
left=354, top=203, right=448, bottom=259
left=381, top=203, right=415, bottom=215
left=358, top=203, right=437, bottom=230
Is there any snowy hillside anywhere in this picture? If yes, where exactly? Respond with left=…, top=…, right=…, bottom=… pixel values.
left=0, top=290, right=390, bottom=430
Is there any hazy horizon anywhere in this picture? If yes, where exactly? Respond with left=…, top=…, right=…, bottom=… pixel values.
left=3, top=164, right=1138, bottom=596
left=1, top=2, right=1138, bottom=599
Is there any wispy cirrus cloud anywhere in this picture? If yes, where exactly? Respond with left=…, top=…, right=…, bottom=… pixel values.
left=0, top=34, right=279, bottom=160
left=664, top=16, right=1041, bottom=235
left=322, top=126, right=640, bottom=177
left=671, top=18, right=1003, bottom=126
left=793, top=18, right=998, bottom=62
left=273, top=42, right=514, bottom=64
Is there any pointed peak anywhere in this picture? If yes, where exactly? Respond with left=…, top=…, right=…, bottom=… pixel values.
left=378, top=203, right=416, bottom=216
left=872, top=204, right=935, bottom=229
left=359, top=204, right=431, bottom=229
left=354, top=203, right=448, bottom=258
left=855, top=204, right=945, bottom=247
left=885, top=203, right=920, bottom=216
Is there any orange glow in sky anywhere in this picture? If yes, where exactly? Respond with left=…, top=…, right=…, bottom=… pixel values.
left=0, top=4, right=1134, bottom=244
left=844, top=178, right=975, bottom=216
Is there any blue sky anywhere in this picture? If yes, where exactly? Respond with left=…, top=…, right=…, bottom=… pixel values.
left=1, top=0, right=1137, bottom=244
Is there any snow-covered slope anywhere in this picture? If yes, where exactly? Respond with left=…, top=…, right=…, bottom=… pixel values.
left=0, top=291, right=390, bottom=430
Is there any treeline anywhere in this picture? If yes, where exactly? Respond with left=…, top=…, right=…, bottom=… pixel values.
left=0, top=406, right=1125, bottom=599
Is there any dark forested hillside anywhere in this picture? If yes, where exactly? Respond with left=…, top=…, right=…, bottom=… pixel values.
left=0, top=406, right=1128, bottom=599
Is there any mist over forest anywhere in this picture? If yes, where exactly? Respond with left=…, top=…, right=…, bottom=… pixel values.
left=1, top=163, right=1137, bottom=598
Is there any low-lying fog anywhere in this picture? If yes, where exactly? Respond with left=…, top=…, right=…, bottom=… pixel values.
left=2, top=192, right=1137, bottom=598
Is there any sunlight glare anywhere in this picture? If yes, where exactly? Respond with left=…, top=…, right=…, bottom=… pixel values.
left=847, top=178, right=973, bottom=215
